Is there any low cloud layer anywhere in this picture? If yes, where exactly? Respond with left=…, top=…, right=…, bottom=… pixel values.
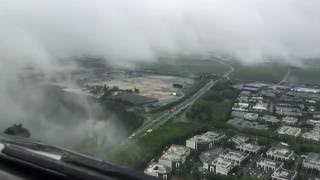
left=1, top=0, right=320, bottom=65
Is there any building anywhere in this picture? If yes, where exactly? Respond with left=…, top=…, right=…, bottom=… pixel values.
left=303, top=152, right=320, bottom=172
left=186, top=131, right=225, bottom=150
left=158, top=145, right=191, bottom=170
left=266, top=147, right=294, bottom=161
left=276, top=105, right=302, bottom=117
left=277, top=126, right=301, bottom=137
left=210, top=158, right=234, bottom=175
left=236, top=143, right=261, bottom=154
left=306, top=119, right=320, bottom=127
left=200, top=148, right=224, bottom=171
left=219, top=150, right=249, bottom=166
left=244, top=113, right=259, bottom=121
left=262, top=115, right=280, bottom=124
left=230, top=135, right=250, bottom=145
left=282, top=117, right=298, bottom=125
left=144, top=163, right=171, bottom=180
left=256, top=158, right=283, bottom=171
left=271, top=167, right=296, bottom=180
left=302, top=127, right=320, bottom=141
left=253, top=102, right=268, bottom=111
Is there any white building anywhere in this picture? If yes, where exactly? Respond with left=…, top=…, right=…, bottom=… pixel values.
left=186, top=131, right=225, bottom=150
left=253, top=102, right=268, bottom=111
left=158, top=145, right=191, bottom=170
left=277, top=126, right=301, bottom=137
left=236, top=143, right=261, bottom=154
left=144, top=163, right=172, bottom=180
left=271, top=167, right=296, bottom=180
left=211, top=158, right=234, bottom=175
left=262, top=115, right=280, bottom=124
left=306, top=119, right=320, bottom=127
left=266, top=147, right=294, bottom=161
left=244, top=113, right=259, bottom=121
left=303, top=152, right=320, bottom=172
left=256, top=158, right=283, bottom=171
left=230, top=135, right=250, bottom=145
left=302, top=127, right=320, bottom=141
left=219, top=150, right=249, bottom=166
left=282, top=117, right=298, bottom=125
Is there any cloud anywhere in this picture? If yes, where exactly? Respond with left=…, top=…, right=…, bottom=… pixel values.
left=0, top=0, right=320, bottom=65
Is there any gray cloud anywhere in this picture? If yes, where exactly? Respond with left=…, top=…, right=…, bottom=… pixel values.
left=1, top=0, right=320, bottom=65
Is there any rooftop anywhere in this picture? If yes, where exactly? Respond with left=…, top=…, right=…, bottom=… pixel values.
left=188, top=131, right=225, bottom=143
left=267, top=147, right=294, bottom=158
left=231, top=135, right=249, bottom=145
left=277, top=126, right=301, bottom=137
left=159, top=145, right=190, bottom=162
left=282, top=117, right=298, bottom=123
left=199, top=148, right=224, bottom=163
left=304, top=152, right=320, bottom=166
left=220, top=150, right=248, bottom=160
left=144, top=163, right=171, bottom=175
left=272, top=168, right=296, bottom=180
left=213, top=157, right=233, bottom=168
left=302, top=127, right=320, bottom=141
left=237, top=143, right=261, bottom=152
left=256, top=158, right=283, bottom=168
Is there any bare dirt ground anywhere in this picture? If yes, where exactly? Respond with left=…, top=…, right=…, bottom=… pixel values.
left=88, top=75, right=193, bottom=103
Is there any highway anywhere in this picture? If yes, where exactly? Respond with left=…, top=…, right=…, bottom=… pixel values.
left=277, top=68, right=291, bottom=85
left=122, top=61, right=235, bottom=145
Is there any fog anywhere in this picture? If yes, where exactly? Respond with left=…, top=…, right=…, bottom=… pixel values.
left=0, top=0, right=320, bottom=154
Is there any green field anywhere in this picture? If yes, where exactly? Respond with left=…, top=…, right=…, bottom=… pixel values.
left=136, top=57, right=229, bottom=76
left=107, top=121, right=209, bottom=169
left=288, top=67, right=320, bottom=85
left=230, top=62, right=289, bottom=83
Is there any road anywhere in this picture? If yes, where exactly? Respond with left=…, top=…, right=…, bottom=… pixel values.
left=114, top=61, right=234, bottom=148
left=277, top=68, right=291, bottom=85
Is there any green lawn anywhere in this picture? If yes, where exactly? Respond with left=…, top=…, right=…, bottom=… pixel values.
left=107, top=121, right=209, bottom=169
left=231, top=62, right=289, bottom=83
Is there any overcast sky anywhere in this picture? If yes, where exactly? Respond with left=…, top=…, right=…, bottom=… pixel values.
left=0, top=0, right=320, bottom=67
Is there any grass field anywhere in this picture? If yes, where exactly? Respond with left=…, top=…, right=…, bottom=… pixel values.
left=230, top=62, right=289, bottom=83
left=136, top=57, right=229, bottom=76
left=288, top=67, right=320, bottom=85
left=107, top=121, right=209, bottom=169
